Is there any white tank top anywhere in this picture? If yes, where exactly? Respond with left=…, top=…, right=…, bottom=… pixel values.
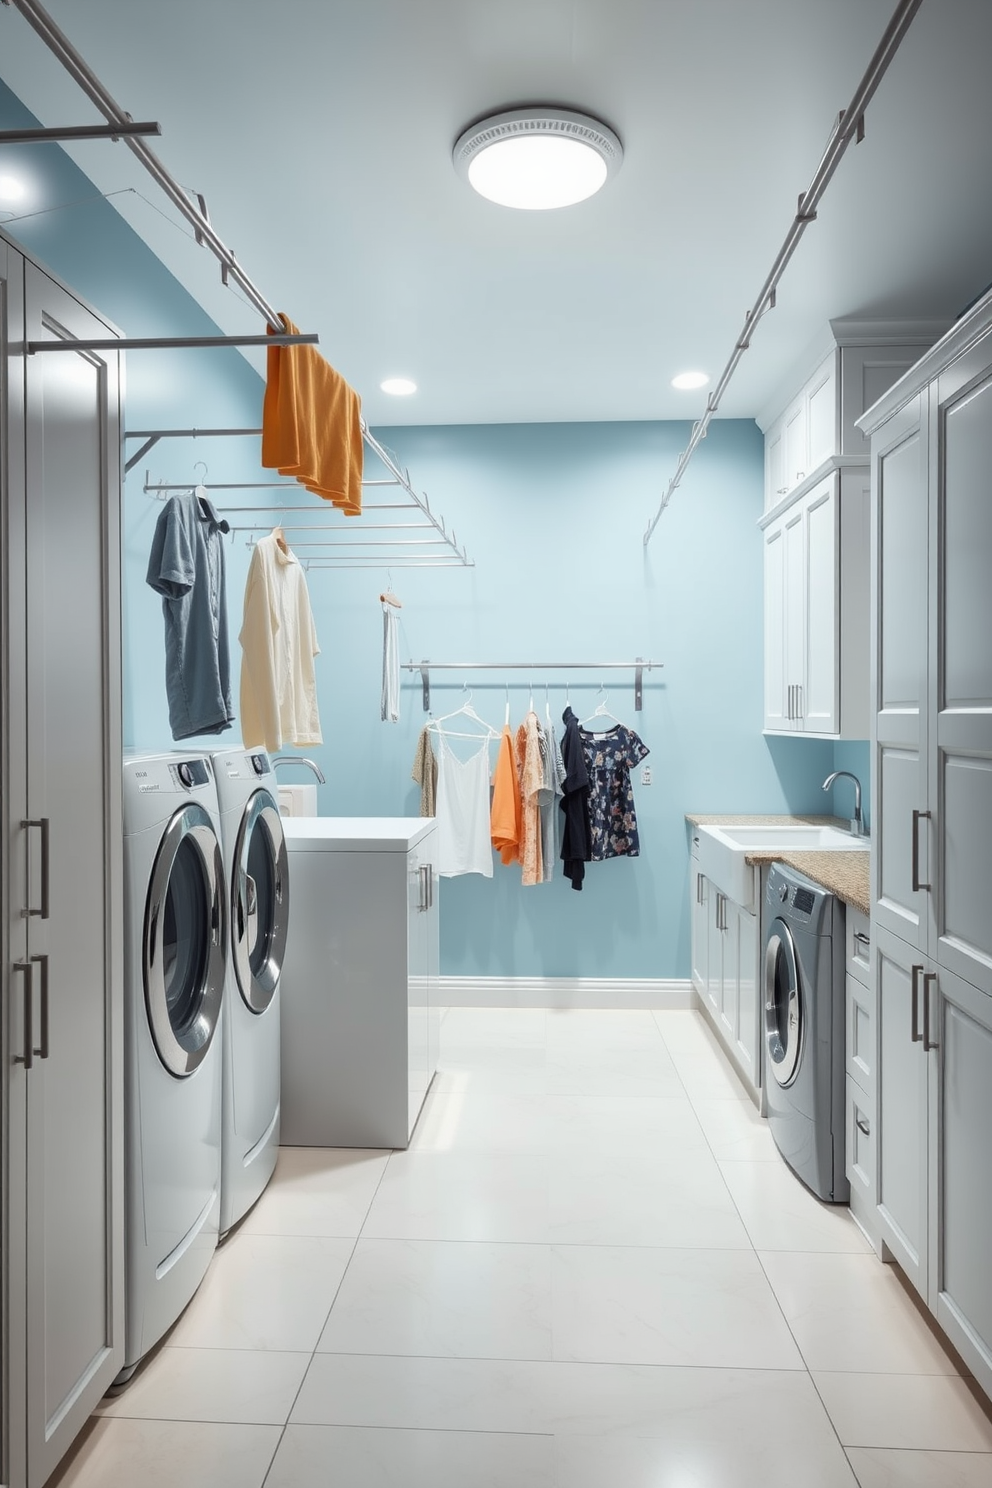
left=434, top=733, right=494, bottom=877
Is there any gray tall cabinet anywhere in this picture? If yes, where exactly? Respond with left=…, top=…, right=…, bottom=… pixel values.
left=1, top=232, right=124, bottom=1484
left=863, top=290, right=992, bottom=1399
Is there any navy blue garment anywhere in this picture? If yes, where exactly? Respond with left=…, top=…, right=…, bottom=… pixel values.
left=580, top=723, right=649, bottom=860
left=559, top=706, right=592, bottom=891
left=146, top=491, right=234, bottom=740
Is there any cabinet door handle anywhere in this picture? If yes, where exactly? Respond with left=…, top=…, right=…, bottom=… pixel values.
left=911, top=809, right=932, bottom=893
left=910, top=963, right=924, bottom=1043
left=13, top=961, right=34, bottom=1070
left=855, top=1114, right=871, bottom=1137
left=923, top=971, right=939, bottom=1051
left=31, top=953, right=50, bottom=1060
left=22, top=817, right=51, bottom=919
left=853, top=931, right=870, bottom=951
left=696, top=872, right=704, bottom=906
left=427, top=863, right=434, bottom=910
left=718, top=893, right=727, bottom=932
left=796, top=684, right=803, bottom=721
left=418, top=863, right=429, bottom=912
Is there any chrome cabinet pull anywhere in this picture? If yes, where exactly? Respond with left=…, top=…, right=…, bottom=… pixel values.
left=427, top=863, right=434, bottom=910
left=855, top=1114, right=871, bottom=1137
left=910, top=964, right=924, bottom=1043
left=13, top=961, right=34, bottom=1069
left=796, top=684, right=803, bottom=720
left=853, top=931, right=870, bottom=950
left=418, top=863, right=429, bottom=911
left=22, top=817, right=51, bottom=919
left=31, top=953, right=50, bottom=1059
left=911, top=809, right=932, bottom=893
left=923, top=971, right=939, bottom=1051
left=696, top=872, right=704, bottom=906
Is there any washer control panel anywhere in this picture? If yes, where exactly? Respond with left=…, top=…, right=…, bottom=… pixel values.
left=171, top=758, right=210, bottom=791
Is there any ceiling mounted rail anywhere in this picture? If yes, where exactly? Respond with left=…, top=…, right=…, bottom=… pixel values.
left=404, top=659, right=662, bottom=712
left=642, top=0, right=924, bottom=546
left=26, top=332, right=316, bottom=354
left=2, top=0, right=285, bottom=329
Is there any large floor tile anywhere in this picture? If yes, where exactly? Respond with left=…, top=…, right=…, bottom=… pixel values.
left=761, top=1251, right=962, bottom=1374
left=265, top=1424, right=556, bottom=1488
left=546, top=1009, right=668, bottom=1051
left=719, top=1159, right=873, bottom=1252
left=653, top=1008, right=724, bottom=1055
left=692, top=1095, right=782, bottom=1160
left=668, top=1049, right=754, bottom=1101
left=846, top=1447, right=992, bottom=1487
left=238, top=1146, right=389, bottom=1238
left=549, top=1146, right=751, bottom=1248
left=546, top=1043, right=684, bottom=1097
left=317, top=1237, right=552, bottom=1359
left=432, top=1060, right=548, bottom=1095
left=291, top=1353, right=847, bottom=1448
left=95, top=1347, right=310, bottom=1424
left=551, top=1244, right=804, bottom=1369
left=47, top=1419, right=280, bottom=1488
left=555, top=1430, right=859, bottom=1488
left=167, top=1233, right=354, bottom=1351
left=409, top=1088, right=549, bottom=1154
left=813, top=1372, right=992, bottom=1451
left=441, top=1007, right=547, bottom=1048
left=544, top=1093, right=710, bottom=1157
left=361, top=1151, right=550, bottom=1242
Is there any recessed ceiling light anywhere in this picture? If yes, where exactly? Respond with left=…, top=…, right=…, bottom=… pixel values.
left=380, top=377, right=417, bottom=396
left=0, top=173, right=27, bottom=203
left=671, top=371, right=710, bottom=390
left=453, top=107, right=622, bottom=211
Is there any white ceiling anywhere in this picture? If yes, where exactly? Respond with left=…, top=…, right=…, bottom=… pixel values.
left=2, top=0, right=991, bottom=426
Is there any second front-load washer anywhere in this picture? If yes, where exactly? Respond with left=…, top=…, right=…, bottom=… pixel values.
left=120, top=753, right=226, bottom=1382
left=211, top=748, right=289, bottom=1234
left=762, top=863, right=849, bottom=1204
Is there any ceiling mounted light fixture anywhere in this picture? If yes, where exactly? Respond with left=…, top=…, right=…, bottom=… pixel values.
left=453, top=107, right=622, bottom=210
left=380, top=377, right=417, bottom=396
left=671, top=371, right=710, bottom=390
left=0, top=173, right=27, bottom=203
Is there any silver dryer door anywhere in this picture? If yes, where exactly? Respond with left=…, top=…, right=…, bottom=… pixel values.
left=232, top=788, right=289, bottom=1014
left=144, top=802, right=226, bottom=1077
left=764, top=917, right=804, bottom=1088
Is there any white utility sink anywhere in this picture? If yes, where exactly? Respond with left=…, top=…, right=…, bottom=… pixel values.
left=694, top=822, right=868, bottom=911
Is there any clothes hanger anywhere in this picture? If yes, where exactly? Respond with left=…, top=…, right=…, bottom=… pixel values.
left=271, top=524, right=290, bottom=555
left=380, top=568, right=402, bottom=608
left=504, top=683, right=511, bottom=728
left=427, top=686, right=499, bottom=739
left=579, top=684, right=623, bottom=729
left=192, top=461, right=230, bottom=533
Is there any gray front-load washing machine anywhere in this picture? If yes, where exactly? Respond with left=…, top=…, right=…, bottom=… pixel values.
left=763, top=863, right=849, bottom=1203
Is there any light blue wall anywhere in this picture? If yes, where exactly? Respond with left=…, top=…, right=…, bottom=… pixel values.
left=1, top=75, right=845, bottom=980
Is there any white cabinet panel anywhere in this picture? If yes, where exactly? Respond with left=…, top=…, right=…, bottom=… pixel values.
left=690, top=864, right=708, bottom=992
left=689, top=872, right=760, bottom=1099
left=784, top=506, right=805, bottom=725
left=804, top=481, right=838, bottom=732
left=734, top=903, right=759, bottom=1086
left=806, top=359, right=836, bottom=472
left=878, top=427, right=928, bottom=711
left=875, top=928, right=929, bottom=1298
left=763, top=525, right=788, bottom=729
left=784, top=398, right=806, bottom=490
left=942, top=376, right=992, bottom=707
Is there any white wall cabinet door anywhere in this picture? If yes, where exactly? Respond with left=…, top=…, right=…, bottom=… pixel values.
left=871, top=398, right=931, bottom=952
left=783, top=505, right=805, bottom=726
left=763, top=525, right=789, bottom=729
left=930, top=357, right=992, bottom=999
left=3, top=245, right=124, bottom=1488
left=803, top=479, right=839, bottom=733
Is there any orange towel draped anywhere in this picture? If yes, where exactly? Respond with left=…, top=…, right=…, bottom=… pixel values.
left=262, top=313, right=364, bottom=514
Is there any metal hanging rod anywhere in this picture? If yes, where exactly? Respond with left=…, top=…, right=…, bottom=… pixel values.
left=4, top=0, right=286, bottom=330
left=232, top=524, right=435, bottom=535
left=0, top=120, right=161, bottom=142
left=642, top=0, right=923, bottom=545
left=25, top=332, right=317, bottom=354
left=304, top=559, right=468, bottom=572
left=142, top=478, right=398, bottom=494
left=403, top=659, right=662, bottom=713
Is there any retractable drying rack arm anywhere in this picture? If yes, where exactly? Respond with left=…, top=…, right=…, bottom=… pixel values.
left=405, top=660, right=662, bottom=713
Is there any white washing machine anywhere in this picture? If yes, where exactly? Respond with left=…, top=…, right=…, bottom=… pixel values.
left=119, top=753, right=226, bottom=1382
left=211, top=748, right=289, bottom=1234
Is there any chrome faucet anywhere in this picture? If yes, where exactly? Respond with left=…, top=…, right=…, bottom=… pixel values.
left=272, top=755, right=326, bottom=784
left=822, top=770, right=865, bottom=837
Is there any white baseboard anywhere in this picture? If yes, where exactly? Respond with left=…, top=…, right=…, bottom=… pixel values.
left=438, top=976, right=693, bottom=1010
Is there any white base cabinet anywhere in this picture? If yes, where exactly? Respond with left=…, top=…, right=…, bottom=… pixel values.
left=2, top=234, right=124, bottom=1486
left=690, top=839, right=761, bottom=1099
left=844, top=907, right=878, bottom=1246
left=279, top=817, right=439, bottom=1149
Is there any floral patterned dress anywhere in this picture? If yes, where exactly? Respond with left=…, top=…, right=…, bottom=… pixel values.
left=579, top=724, right=649, bottom=860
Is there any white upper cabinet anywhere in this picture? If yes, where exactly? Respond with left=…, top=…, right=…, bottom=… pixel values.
left=758, top=320, right=942, bottom=740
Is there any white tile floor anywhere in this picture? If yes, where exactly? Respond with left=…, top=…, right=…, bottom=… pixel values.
left=52, top=1007, right=992, bottom=1487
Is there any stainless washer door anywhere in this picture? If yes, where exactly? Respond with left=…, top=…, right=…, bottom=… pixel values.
left=232, top=789, right=289, bottom=1014
left=144, top=803, right=226, bottom=1077
left=764, top=917, right=804, bottom=1088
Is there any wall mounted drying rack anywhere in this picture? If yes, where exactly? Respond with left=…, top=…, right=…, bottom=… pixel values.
left=404, top=660, right=662, bottom=713
left=130, top=425, right=473, bottom=568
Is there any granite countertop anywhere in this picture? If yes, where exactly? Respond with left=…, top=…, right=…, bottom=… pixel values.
left=686, top=813, right=871, bottom=917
